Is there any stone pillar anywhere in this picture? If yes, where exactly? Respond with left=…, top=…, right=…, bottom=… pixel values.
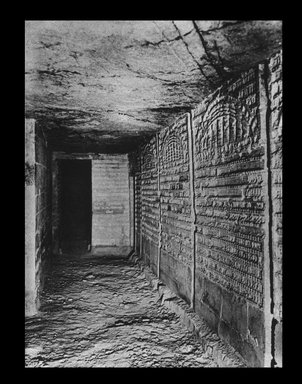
left=25, top=118, right=37, bottom=316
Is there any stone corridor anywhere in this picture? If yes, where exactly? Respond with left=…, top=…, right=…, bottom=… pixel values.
left=25, top=254, right=217, bottom=368
left=25, top=21, right=282, bottom=367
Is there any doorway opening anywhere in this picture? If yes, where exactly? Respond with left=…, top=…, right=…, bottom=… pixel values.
left=59, top=160, right=92, bottom=253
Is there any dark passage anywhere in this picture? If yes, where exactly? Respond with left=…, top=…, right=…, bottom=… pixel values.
left=59, top=160, right=92, bottom=253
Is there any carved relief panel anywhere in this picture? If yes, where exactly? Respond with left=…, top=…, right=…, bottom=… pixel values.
left=159, top=116, right=192, bottom=266
left=193, top=67, right=265, bottom=308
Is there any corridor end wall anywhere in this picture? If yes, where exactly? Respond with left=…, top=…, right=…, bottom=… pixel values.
left=52, top=153, right=132, bottom=251
left=92, top=154, right=131, bottom=247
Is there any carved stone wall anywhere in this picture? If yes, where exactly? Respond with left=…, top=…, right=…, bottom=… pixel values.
left=129, top=150, right=142, bottom=255
left=192, top=65, right=266, bottom=366
left=134, top=50, right=282, bottom=367
left=140, top=137, right=160, bottom=273
left=159, top=115, right=192, bottom=303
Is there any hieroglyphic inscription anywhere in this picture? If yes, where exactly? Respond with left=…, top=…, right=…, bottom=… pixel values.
left=159, top=116, right=192, bottom=266
left=133, top=151, right=141, bottom=249
left=140, top=138, right=159, bottom=245
left=225, top=67, right=259, bottom=108
left=141, top=142, right=156, bottom=172
left=193, top=66, right=265, bottom=307
left=196, top=94, right=259, bottom=163
left=162, top=134, right=184, bottom=167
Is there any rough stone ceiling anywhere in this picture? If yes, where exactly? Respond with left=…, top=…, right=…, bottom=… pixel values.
left=25, top=20, right=282, bottom=152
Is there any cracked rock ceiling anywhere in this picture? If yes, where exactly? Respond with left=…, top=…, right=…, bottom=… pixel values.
left=25, top=20, right=282, bottom=153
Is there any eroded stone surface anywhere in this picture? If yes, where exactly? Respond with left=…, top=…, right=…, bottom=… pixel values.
left=25, top=254, right=218, bottom=367
left=25, top=20, right=282, bottom=152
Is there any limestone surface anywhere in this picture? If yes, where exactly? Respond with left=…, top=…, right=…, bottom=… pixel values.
left=25, top=21, right=282, bottom=152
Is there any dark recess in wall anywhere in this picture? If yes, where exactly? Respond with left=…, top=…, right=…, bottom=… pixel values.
left=59, top=160, right=92, bottom=252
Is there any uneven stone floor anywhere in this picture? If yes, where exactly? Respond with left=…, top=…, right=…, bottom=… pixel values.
left=25, top=254, right=217, bottom=368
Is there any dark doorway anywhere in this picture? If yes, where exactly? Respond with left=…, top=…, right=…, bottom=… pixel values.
left=59, top=160, right=92, bottom=253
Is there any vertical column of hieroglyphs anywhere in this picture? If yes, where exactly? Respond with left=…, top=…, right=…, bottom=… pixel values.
left=140, top=137, right=159, bottom=271
left=130, top=149, right=142, bottom=255
left=268, top=51, right=282, bottom=367
left=193, top=66, right=266, bottom=365
left=158, top=115, right=192, bottom=303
